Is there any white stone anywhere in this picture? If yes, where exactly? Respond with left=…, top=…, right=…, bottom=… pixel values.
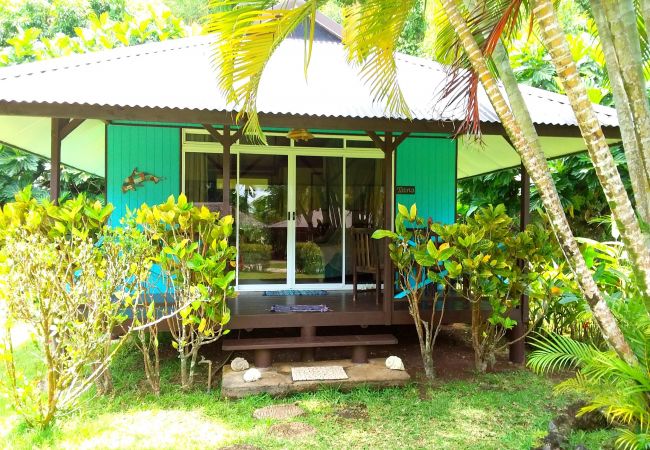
left=385, top=356, right=405, bottom=371
left=243, top=368, right=262, bottom=383
left=230, top=357, right=250, bottom=372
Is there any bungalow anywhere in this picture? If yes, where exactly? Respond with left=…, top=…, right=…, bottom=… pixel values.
left=0, top=14, right=620, bottom=366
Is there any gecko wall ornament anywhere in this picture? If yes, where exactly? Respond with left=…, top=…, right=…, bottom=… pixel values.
left=122, top=168, right=162, bottom=193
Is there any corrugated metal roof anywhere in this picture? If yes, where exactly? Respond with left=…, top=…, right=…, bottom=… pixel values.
left=0, top=35, right=618, bottom=128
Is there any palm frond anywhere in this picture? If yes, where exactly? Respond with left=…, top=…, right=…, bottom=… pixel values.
left=528, top=332, right=597, bottom=373
left=341, top=0, right=415, bottom=119
left=616, top=427, right=650, bottom=450
left=207, top=0, right=321, bottom=142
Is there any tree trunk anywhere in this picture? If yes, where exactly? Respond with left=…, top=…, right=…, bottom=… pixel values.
left=533, top=0, right=650, bottom=310
left=439, top=0, right=637, bottom=366
left=470, top=299, right=485, bottom=372
left=590, top=0, right=650, bottom=224
left=601, top=0, right=650, bottom=185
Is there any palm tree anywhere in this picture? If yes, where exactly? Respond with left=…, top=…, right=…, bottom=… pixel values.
left=532, top=0, right=650, bottom=311
left=590, top=0, right=650, bottom=225
left=436, top=0, right=636, bottom=364
left=208, top=0, right=636, bottom=363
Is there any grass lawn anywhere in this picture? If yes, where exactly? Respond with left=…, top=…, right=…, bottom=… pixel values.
left=0, top=332, right=616, bottom=450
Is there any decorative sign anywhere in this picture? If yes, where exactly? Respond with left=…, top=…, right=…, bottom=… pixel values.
left=395, top=185, right=416, bottom=195
left=122, top=167, right=162, bottom=193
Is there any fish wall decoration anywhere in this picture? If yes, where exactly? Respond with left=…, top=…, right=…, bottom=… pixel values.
left=122, top=167, right=162, bottom=193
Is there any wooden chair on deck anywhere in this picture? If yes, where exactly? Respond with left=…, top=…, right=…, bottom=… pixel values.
left=351, top=228, right=383, bottom=304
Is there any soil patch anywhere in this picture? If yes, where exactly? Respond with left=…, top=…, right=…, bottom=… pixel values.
left=268, top=422, right=316, bottom=439
left=335, top=403, right=369, bottom=420
left=253, top=404, right=305, bottom=420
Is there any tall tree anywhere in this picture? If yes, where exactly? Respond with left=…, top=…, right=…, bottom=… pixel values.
left=436, top=0, right=636, bottom=364
left=589, top=0, right=650, bottom=224
left=532, top=0, right=650, bottom=309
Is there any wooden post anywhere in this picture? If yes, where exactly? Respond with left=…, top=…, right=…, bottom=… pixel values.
left=50, top=118, right=63, bottom=203
left=383, top=133, right=394, bottom=325
left=222, top=125, right=231, bottom=215
left=202, top=124, right=242, bottom=216
left=509, top=163, right=530, bottom=364
left=50, top=117, right=86, bottom=203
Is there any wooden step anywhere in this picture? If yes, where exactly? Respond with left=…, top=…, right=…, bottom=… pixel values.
left=222, top=334, right=398, bottom=367
left=222, top=334, right=397, bottom=351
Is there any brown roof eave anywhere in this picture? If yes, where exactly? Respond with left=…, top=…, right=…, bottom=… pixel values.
left=0, top=101, right=621, bottom=139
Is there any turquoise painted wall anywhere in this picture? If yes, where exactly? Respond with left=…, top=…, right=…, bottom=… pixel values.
left=395, top=136, right=456, bottom=224
left=107, top=124, right=181, bottom=226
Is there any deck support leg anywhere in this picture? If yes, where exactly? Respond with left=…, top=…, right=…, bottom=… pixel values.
left=254, top=349, right=272, bottom=368
left=300, top=326, right=316, bottom=362
left=509, top=163, right=530, bottom=364
left=351, top=345, right=368, bottom=364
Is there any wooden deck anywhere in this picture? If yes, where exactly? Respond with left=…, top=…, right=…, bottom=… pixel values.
left=227, top=290, right=472, bottom=330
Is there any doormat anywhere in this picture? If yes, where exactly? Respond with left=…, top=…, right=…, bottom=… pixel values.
left=291, top=366, right=348, bottom=381
left=270, top=304, right=331, bottom=313
left=263, top=290, right=328, bottom=296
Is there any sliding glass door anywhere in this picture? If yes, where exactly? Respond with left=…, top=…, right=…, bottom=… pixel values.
left=237, top=154, right=289, bottom=285
left=182, top=130, right=385, bottom=291
left=294, top=155, right=344, bottom=285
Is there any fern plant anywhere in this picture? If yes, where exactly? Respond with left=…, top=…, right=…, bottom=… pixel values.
left=528, top=299, right=650, bottom=450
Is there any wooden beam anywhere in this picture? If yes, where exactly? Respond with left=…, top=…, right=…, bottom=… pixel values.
left=59, top=118, right=85, bottom=140
left=392, top=131, right=411, bottom=148
left=50, top=118, right=64, bottom=203
left=0, top=101, right=621, bottom=139
left=365, top=130, right=385, bottom=150
left=201, top=123, right=224, bottom=145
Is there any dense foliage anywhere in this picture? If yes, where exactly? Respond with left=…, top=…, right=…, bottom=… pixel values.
left=0, top=190, right=236, bottom=425
left=134, top=194, right=236, bottom=390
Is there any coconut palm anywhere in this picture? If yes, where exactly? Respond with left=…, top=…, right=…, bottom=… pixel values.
left=531, top=0, right=650, bottom=312
left=208, top=0, right=636, bottom=363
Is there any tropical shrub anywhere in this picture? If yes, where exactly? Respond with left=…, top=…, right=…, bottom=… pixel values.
left=296, top=241, right=323, bottom=274
left=0, top=189, right=143, bottom=428
left=433, top=204, right=551, bottom=372
left=373, top=204, right=460, bottom=380
left=134, top=194, right=237, bottom=390
left=529, top=238, right=649, bottom=450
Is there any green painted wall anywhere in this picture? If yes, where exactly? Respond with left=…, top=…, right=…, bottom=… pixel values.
left=395, top=136, right=457, bottom=224
left=107, top=124, right=180, bottom=225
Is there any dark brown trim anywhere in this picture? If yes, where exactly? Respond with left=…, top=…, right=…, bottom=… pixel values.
left=59, top=118, right=85, bottom=140
left=50, top=118, right=64, bottom=203
left=104, top=123, right=108, bottom=204
left=0, top=102, right=620, bottom=139
left=178, top=127, right=183, bottom=195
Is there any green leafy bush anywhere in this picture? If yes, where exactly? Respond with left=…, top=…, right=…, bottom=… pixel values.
left=296, top=241, right=323, bottom=275
left=373, top=203, right=458, bottom=380
left=0, top=188, right=143, bottom=428
left=433, top=204, right=551, bottom=372
left=133, top=194, right=237, bottom=390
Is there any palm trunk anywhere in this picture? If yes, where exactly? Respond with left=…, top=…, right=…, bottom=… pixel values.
left=440, top=0, right=637, bottom=366
left=601, top=0, right=650, bottom=183
left=591, top=0, right=650, bottom=224
left=533, top=0, right=650, bottom=310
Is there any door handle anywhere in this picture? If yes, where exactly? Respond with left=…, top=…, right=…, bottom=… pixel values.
left=292, top=211, right=296, bottom=220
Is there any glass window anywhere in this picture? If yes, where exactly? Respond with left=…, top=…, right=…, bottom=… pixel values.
left=345, top=158, right=385, bottom=284
left=346, top=139, right=377, bottom=149
left=295, top=137, right=344, bottom=148
left=184, top=152, right=236, bottom=211
left=185, top=132, right=218, bottom=143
